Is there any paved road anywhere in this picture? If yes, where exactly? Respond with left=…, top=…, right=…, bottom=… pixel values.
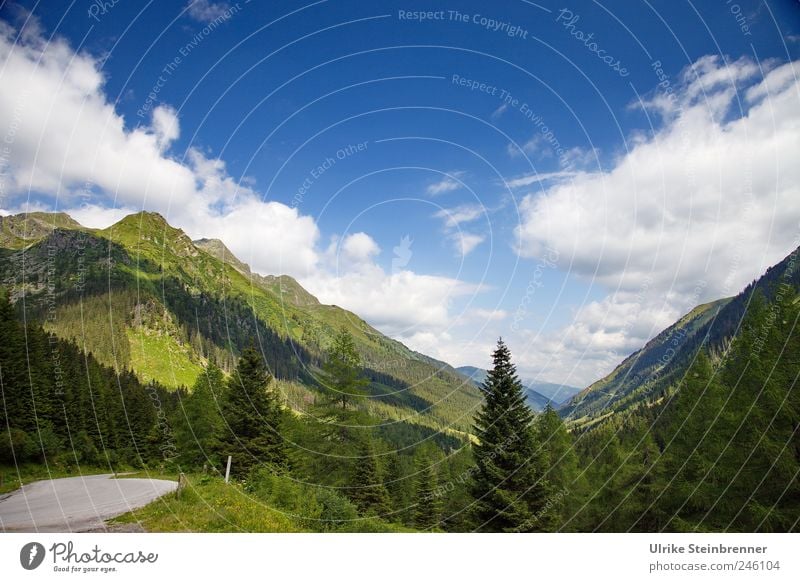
left=0, top=474, right=178, bottom=532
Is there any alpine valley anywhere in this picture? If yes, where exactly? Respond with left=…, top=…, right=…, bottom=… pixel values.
left=1, top=211, right=798, bottom=532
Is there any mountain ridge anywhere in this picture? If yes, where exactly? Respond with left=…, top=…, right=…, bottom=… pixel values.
left=562, top=243, right=800, bottom=423
left=0, top=210, right=481, bottom=433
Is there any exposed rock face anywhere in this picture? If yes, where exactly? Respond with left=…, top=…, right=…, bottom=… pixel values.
left=193, top=238, right=320, bottom=307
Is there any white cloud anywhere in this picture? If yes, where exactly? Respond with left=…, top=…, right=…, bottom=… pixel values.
left=185, top=0, right=231, bottom=23
left=434, top=203, right=484, bottom=228
left=434, top=203, right=487, bottom=257
left=151, top=105, right=180, bottom=151
left=69, top=204, right=135, bottom=229
left=506, top=170, right=582, bottom=189
left=513, top=55, right=800, bottom=386
left=336, top=232, right=381, bottom=268
left=426, top=171, right=465, bottom=195
left=0, top=21, right=319, bottom=278
left=303, top=266, right=479, bottom=337
left=0, top=19, right=486, bottom=351
left=507, top=133, right=552, bottom=159
left=401, top=330, right=496, bottom=370
left=454, top=232, right=485, bottom=257
left=491, top=102, right=509, bottom=120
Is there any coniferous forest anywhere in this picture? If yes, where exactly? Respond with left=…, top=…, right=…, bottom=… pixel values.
left=1, top=213, right=798, bottom=532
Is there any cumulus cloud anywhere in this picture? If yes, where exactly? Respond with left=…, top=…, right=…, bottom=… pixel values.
left=303, top=266, right=479, bottom=337
left=341, top=232, right=380, bottom=263
left=151, top=105, right=180, bottom=151
left=0, top=19, right=484, bottom=348
left=324, top=232, right=382, bottom=271
left=0, top=20, right=320, bottom=278
left=512, top=55, right=800, bottom=385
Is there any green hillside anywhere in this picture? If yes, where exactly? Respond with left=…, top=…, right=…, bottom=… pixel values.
left=563, top=243, right=800, bottom=426
left=0, top=211, right=480, bottom=433
left=562, top=298, right=731, bottom=423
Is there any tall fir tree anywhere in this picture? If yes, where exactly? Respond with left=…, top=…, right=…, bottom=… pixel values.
left=471, top=339, right=549, bottom=532
left=535, top=404, right=579, bottom=528
left=322, top=328, right=367, bottom=409
left=657, top=351, right=727, bottom=530
left=412, top=455, right=442, bottom=530
left=220, top=345, right=287, bottom=478
left=174, top=363, right=225, bottom=469
left=349, top=438, right=390, bottom=516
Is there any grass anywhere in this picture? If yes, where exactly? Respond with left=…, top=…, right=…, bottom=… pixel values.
left=112, top=472, right=418, bottom=533
left=127, top=328, right=204, bottom=390
left=112, top=474, right=305, bottom=532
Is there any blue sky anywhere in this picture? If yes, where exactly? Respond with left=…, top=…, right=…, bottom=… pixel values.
left=1, top=0, right=799, bottom=386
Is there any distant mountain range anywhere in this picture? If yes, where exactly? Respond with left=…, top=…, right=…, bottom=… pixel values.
left=455, top=366, right=581, bottom=412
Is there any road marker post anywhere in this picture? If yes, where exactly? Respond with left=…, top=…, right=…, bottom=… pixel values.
left=176, top=472, right=187, bottom=499
left=225, top=455, right=232, bottom=484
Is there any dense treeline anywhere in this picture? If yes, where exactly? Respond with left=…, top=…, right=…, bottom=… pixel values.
left=565, top=287, right=800, bottom=532
left=0, top=291, right=177, bottom=467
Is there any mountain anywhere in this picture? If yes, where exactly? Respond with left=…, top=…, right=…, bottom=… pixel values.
left=454, top=365, right=574, bottom=412
left=0, top=211, right=84, bottom=249
left=0, top=211, right=481, bottom=434
left=524, top=381, right=582, bottom=404
left=194, top=238, right=320, bottom=308
left=455, top=366, right=487, bottom=385
left=563, top=244, right=800, bottom=423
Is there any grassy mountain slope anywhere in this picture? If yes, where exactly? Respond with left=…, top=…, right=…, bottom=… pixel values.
left=563, top=244, right=800, bottom=424
left=0, top=211, right=480, bottom=433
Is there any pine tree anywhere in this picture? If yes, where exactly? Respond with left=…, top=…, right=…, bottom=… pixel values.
left=349, top=438, right=390, bottom=516
left=174, top=363, right=225, bottom=469
left=471, top=339, right=549, bottom=532
left=657, top=351, right=726, bottom=530
left=412, top=455, right=442, bottom=529
left=322, top=328, right=367, bottom=409
left=220, top=345, right=287, bottom=478
left=0, top=291, right=28, bottom=433
left=536, top=403, right=579, bottom=528
left=384, top=453, right=413, bottom=522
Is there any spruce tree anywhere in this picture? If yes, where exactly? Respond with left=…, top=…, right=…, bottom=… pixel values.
left=536, top=403, right=579, bottom=528
left=412, top=456, right=442, bottom=530
left=175, top=363, right=225, bottom=469
left=349, top=438, right=390, bottom=516
left=220, top=345, right=287, bottom=478
left=322, top=328, right=367, bottom=409
left=471, top=339, right=549, bottom=531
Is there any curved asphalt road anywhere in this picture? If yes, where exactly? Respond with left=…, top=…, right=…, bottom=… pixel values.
left=0, top=474, right=178, bottom=532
